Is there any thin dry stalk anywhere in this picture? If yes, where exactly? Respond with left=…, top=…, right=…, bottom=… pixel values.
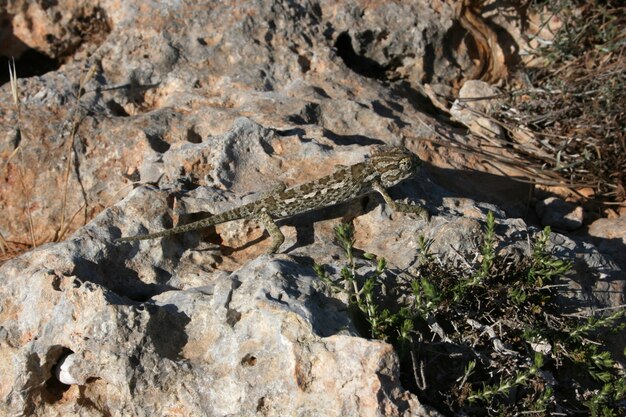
left=509, top=1, right=626, bottom=202
left=58, top=65, right=96, bottom=240
left=58, top=202, right=88, bottom=241
left=0, top=231, right=7, bottom=256
left=8, top=58, right=36, bottom=248
left=422, top=2, right=625, bottom=205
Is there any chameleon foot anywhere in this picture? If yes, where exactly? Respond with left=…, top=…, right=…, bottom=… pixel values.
left=372, top=181, right=430, bottom=221
left=256, top=211, right=285, bottom=254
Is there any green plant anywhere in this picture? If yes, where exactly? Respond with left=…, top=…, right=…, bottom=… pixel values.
left=453, top=211, right=496, bottom=302
left=314, top=223, right=402, bottom=340
left=314, top=215, right=625, bottom=415
left=527, top=226, right=571, bottom=287
left=468, top=353, right=544, bottom=403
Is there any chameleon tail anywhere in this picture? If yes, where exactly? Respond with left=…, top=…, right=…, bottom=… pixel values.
left=115, top=217, right=215, bottom=243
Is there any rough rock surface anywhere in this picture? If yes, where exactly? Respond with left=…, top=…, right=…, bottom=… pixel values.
left=2, top=119, right=624, bottom=416
left=1, top=1, right=624, bottom=416
left=449, top=80, right=504, bottom=138
left=0, top=248, right=436, bottom=416
left=588, top=216, right=626, bottom=272
left=1, top=0, right=464, bottom=243
left=536, top=196, right=584, bottom=231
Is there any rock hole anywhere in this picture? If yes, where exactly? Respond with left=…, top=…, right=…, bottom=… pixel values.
left=297, top=54, right=311, bottom=73
left=0, top=51, right=59, bottom=86
left=241, top=353, right=257, bottom=366
left=287, top=102, right=321, bottom=125
left=334, top=32, right=386, bottom=79
left=43, top=375, right=71, bottom=403
left=186, top=127, right=202, bottom=143
left=129, top=354, right=140, bottom=367
left=106, top=99, right=130, bottom=117
left=226, top=308, right=242, bottom=327
left=51, top=275, right=62, bottom=291
left=145, top=133, right=171, bottom=153
left=43, top=347, right=74, bottom=404
left=256, top=396, right=267, bottom=412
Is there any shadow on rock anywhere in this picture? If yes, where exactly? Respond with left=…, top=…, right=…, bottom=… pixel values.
left=145, top=303, right=191, bottom=360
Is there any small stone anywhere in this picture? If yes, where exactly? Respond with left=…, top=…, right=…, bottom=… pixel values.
left=139, top=156, right=165, bottom=184
left=450, top=80, right=504, bottom=138
left=588, top=216, right=626, bottom=271
left=54, top=353, right=80, bottom=385
left=530, top=340, right=552, bottom=355
left=535, top=197, right=583, bottom=231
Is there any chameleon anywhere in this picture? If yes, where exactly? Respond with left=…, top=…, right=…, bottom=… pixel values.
left=116, top=146, right=429, bottom=253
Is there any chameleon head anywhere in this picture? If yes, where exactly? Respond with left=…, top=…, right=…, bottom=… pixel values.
left=371, top=146, right=421, bottom=187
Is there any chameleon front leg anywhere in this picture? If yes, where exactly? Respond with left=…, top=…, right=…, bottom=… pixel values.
left=371, top=181, right=430, bottom=221
left=256, top=211, right=285, bottom=254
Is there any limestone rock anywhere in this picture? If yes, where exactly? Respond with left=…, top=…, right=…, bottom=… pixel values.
left=536, top=197, right=584, bottom=231
left=0, top=0, right=460, bottom=243
left=450, top=80, right=504, bottom=138
left=0, top=236, right=440, bottom=416
left=588, top=216, right=626, bottom=271
left=1, top=1, right=625, bottom=415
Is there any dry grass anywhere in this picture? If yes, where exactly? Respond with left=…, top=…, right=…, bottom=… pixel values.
left=6, top=58, right=36, bottom=247
left=419, top=1, right=624, bottom=212
left=57, top=64, right=97, bottom=241
left=1, top=61, right=97, bottom=266
left=503, top=0, right=625, bottom=204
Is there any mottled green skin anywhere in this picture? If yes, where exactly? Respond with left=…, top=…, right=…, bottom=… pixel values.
left=116, top=146, right=422, bottom=247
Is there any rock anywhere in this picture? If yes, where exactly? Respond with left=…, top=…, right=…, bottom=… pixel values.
left=1, top=0, right=567, bottom=253
left=0, top=0, right=461, bottom=244
left=588, top=216, right=626, bottom=271
left=536, top=197, right=584, bottom=231
left=1, top=1, right=625, bottom=415
left=1, top=122, right=624, bottom=415
left=450, top=80, right=504, bottom=138
left=0, top=241, right=438, bottom=416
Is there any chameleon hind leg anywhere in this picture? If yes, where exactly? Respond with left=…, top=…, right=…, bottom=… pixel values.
left=372, top=181, right=430, bottom=221
left=256, top=211, right=285, bottom=254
